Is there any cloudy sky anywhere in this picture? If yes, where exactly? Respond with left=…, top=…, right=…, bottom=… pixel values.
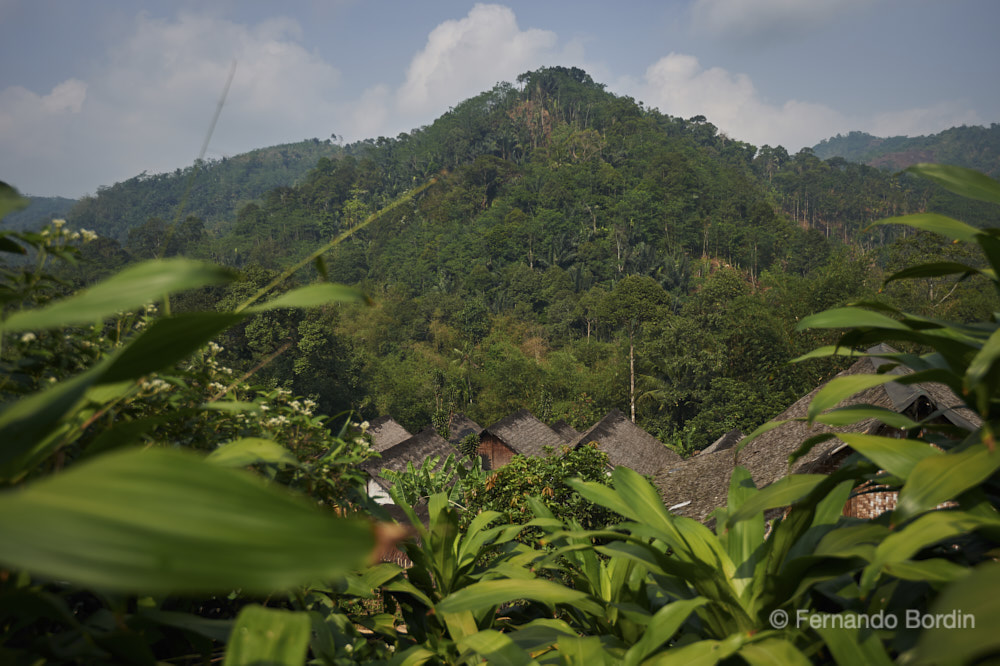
left=1, top=0, right=997, bottom=198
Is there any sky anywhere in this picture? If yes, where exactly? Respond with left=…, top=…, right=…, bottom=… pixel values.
left=1, top=0, right=998, bottom=198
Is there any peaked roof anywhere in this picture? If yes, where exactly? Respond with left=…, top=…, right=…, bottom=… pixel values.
left=573, top=409, right=682, bottom=476
left=482, top=409, right=567, bottom=458
left=362, top=427, right=460, bottom=491
left=368, top=415, right=412, bottom=453
left=700, top=428, right=744, bottom=455
left=653, top=345, right=982, bottom=522
left=447, top=413, right=483, bottom=447
left=550, top=419, right=581, bottom=444
left=655, top=449, right=734, bottom=524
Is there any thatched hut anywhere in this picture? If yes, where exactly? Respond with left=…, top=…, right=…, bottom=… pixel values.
left=550, top=419, right=581, bottom=444
left=700, top=428, right=744, bottom=455
left=447, top=413, right=483, bottom=448
left=477, top=409, right=568, bottom=470
left=368, top=415, right=412, bottom=453
left=362, top=427, right=461, bottom=504
left=655, top=345, right=980, bottom=523
left=572, top=409, right=682, bottom=477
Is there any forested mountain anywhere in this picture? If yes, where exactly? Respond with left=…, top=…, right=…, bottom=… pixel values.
left=66, top=139, right=343, bottom=241
left=1, top=195, right=77, bottom=231
left=813, top=124, right=1000, bottom=177
left=54, top=67, right=1000, bottom=452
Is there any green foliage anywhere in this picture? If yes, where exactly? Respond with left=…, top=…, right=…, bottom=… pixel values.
left=462, top=443, right=620, bottom=532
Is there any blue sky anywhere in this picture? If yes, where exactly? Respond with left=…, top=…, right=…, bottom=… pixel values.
left=2, top=0, right=998, bottom=197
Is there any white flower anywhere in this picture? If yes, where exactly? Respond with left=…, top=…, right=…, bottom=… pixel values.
left=20, top=332, right=36, bottom=343
left=79, top=229, right=98, bottom=242
left=69, top=231, right=81, bottom=241
left=52, top=218, right=66, bottom=229
left=207, top=341, right=223, bottom=354
left=259, top=404, right=269, bottom=412
left=209, top=382, right=227, bottom=393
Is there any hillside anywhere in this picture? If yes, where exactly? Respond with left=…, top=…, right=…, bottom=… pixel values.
left=66, top=139, right=343, bottom=242
left=1, top=195, right=77, bottom=231
left=813, top=125, right=1000, bottom=177
left=46, top=67, right=1000, bottom=452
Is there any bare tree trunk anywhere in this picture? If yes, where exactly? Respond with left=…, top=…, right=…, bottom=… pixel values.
left=629, top=332, right=636, bottom=423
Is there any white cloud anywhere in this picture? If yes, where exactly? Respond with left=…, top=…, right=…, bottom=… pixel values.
left=626, top=53, right=986, bottom=151
left=395, top=4, right=567, bottom=118
left=0, top=13, right=343, bottom=196
left=691, top=0, right=874, bottom=43
left=633, top=53, right=848, bottom=149
left=870, top=102, right=983, bottom=138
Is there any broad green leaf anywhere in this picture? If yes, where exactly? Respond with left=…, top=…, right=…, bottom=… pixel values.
left=0, top=361, right=109, bottom=470
left=738, top=638, right=811, bottom=666
left=861, top=511, right=1000, bottom=593
left=249, top=283, right=366, bottom=311
left=896, top=444, right=1000, bottom=520
left=206, top=438, right=299, bottom=468
left=812, top=613, right=894, bottom=666
left=436, top=579, right=600, bottom=617
left=722, top=467, right=764, bottom=578
left=0, top=258, right=234, bottom=332
left=100, top=312, right=245, bottom=383
left=884, top=261, right=979, bottom=284
left=390, top=645, right=437, bottom=666
left=965, top=325, right=1000, bottom=389
left=137, top=608, right=233, bottom=643
left=642, top=634, right=745, bottom=666
left=0, top=448, right=374, bottom=594
left=0, top=233, right=27, bottom=255
left=913, top=562, right=1000, bottom=665
left=0, top=181, right=29, bottom=220
left=867, top=212, right=981, bottom=242
left=796, top=307, right=909, bottom=332
left=815, top=523, right=890, bottom=559
left=725, top=475, right=826, bottom=527
left=459, top=629, right=540, bottom=666
left=907, top=163, right=1000, bottom=206
left=735, top=419, right=791, bottom=454
left=883, top=558, right=971, bottom=584
left=557, top=635, right=615, bottom=666
left=223, top=605, right=311, bottom=666
left=623, top=597, right=707, bottom=666
left=832, top=433, right=941, bottom=479
left=790, top=345, right=864, bottom=362
left=813, top=406, right=919, bottom=429
left=807, top=374, right=901, bottom=423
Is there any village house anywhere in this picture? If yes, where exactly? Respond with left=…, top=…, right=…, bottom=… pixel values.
left=476, top=409, right=569, bottom=470
left=654, top=344, right=981, bottom=524
left=573, top=408, right=683, bottom=477
left=362, top=426, right=461, bottom=505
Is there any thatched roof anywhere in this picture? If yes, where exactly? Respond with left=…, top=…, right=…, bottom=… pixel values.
left=573, top=409, right=682, bottom=476
left=737, top=345, right=981, bottom=490
left=550, top=420, right=581, bottom=444
left=368, top=415, right=412, bottom=452
left=700, top=428, right=744, bottom=455
left=362, top=427, right=459, bottom=492
left=653, top=344, right=982, bottom=522
left=447, top=413, right=483, bottom=447
left=655, top=450, right=735, bottom=524
left=482, top=409, right=567, bottom=458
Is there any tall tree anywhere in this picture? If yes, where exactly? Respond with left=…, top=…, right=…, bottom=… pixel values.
left=600, top=276, right=669, bottom=421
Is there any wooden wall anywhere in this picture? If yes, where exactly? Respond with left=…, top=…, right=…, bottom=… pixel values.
left=477, top=433, right=515, bottom=471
